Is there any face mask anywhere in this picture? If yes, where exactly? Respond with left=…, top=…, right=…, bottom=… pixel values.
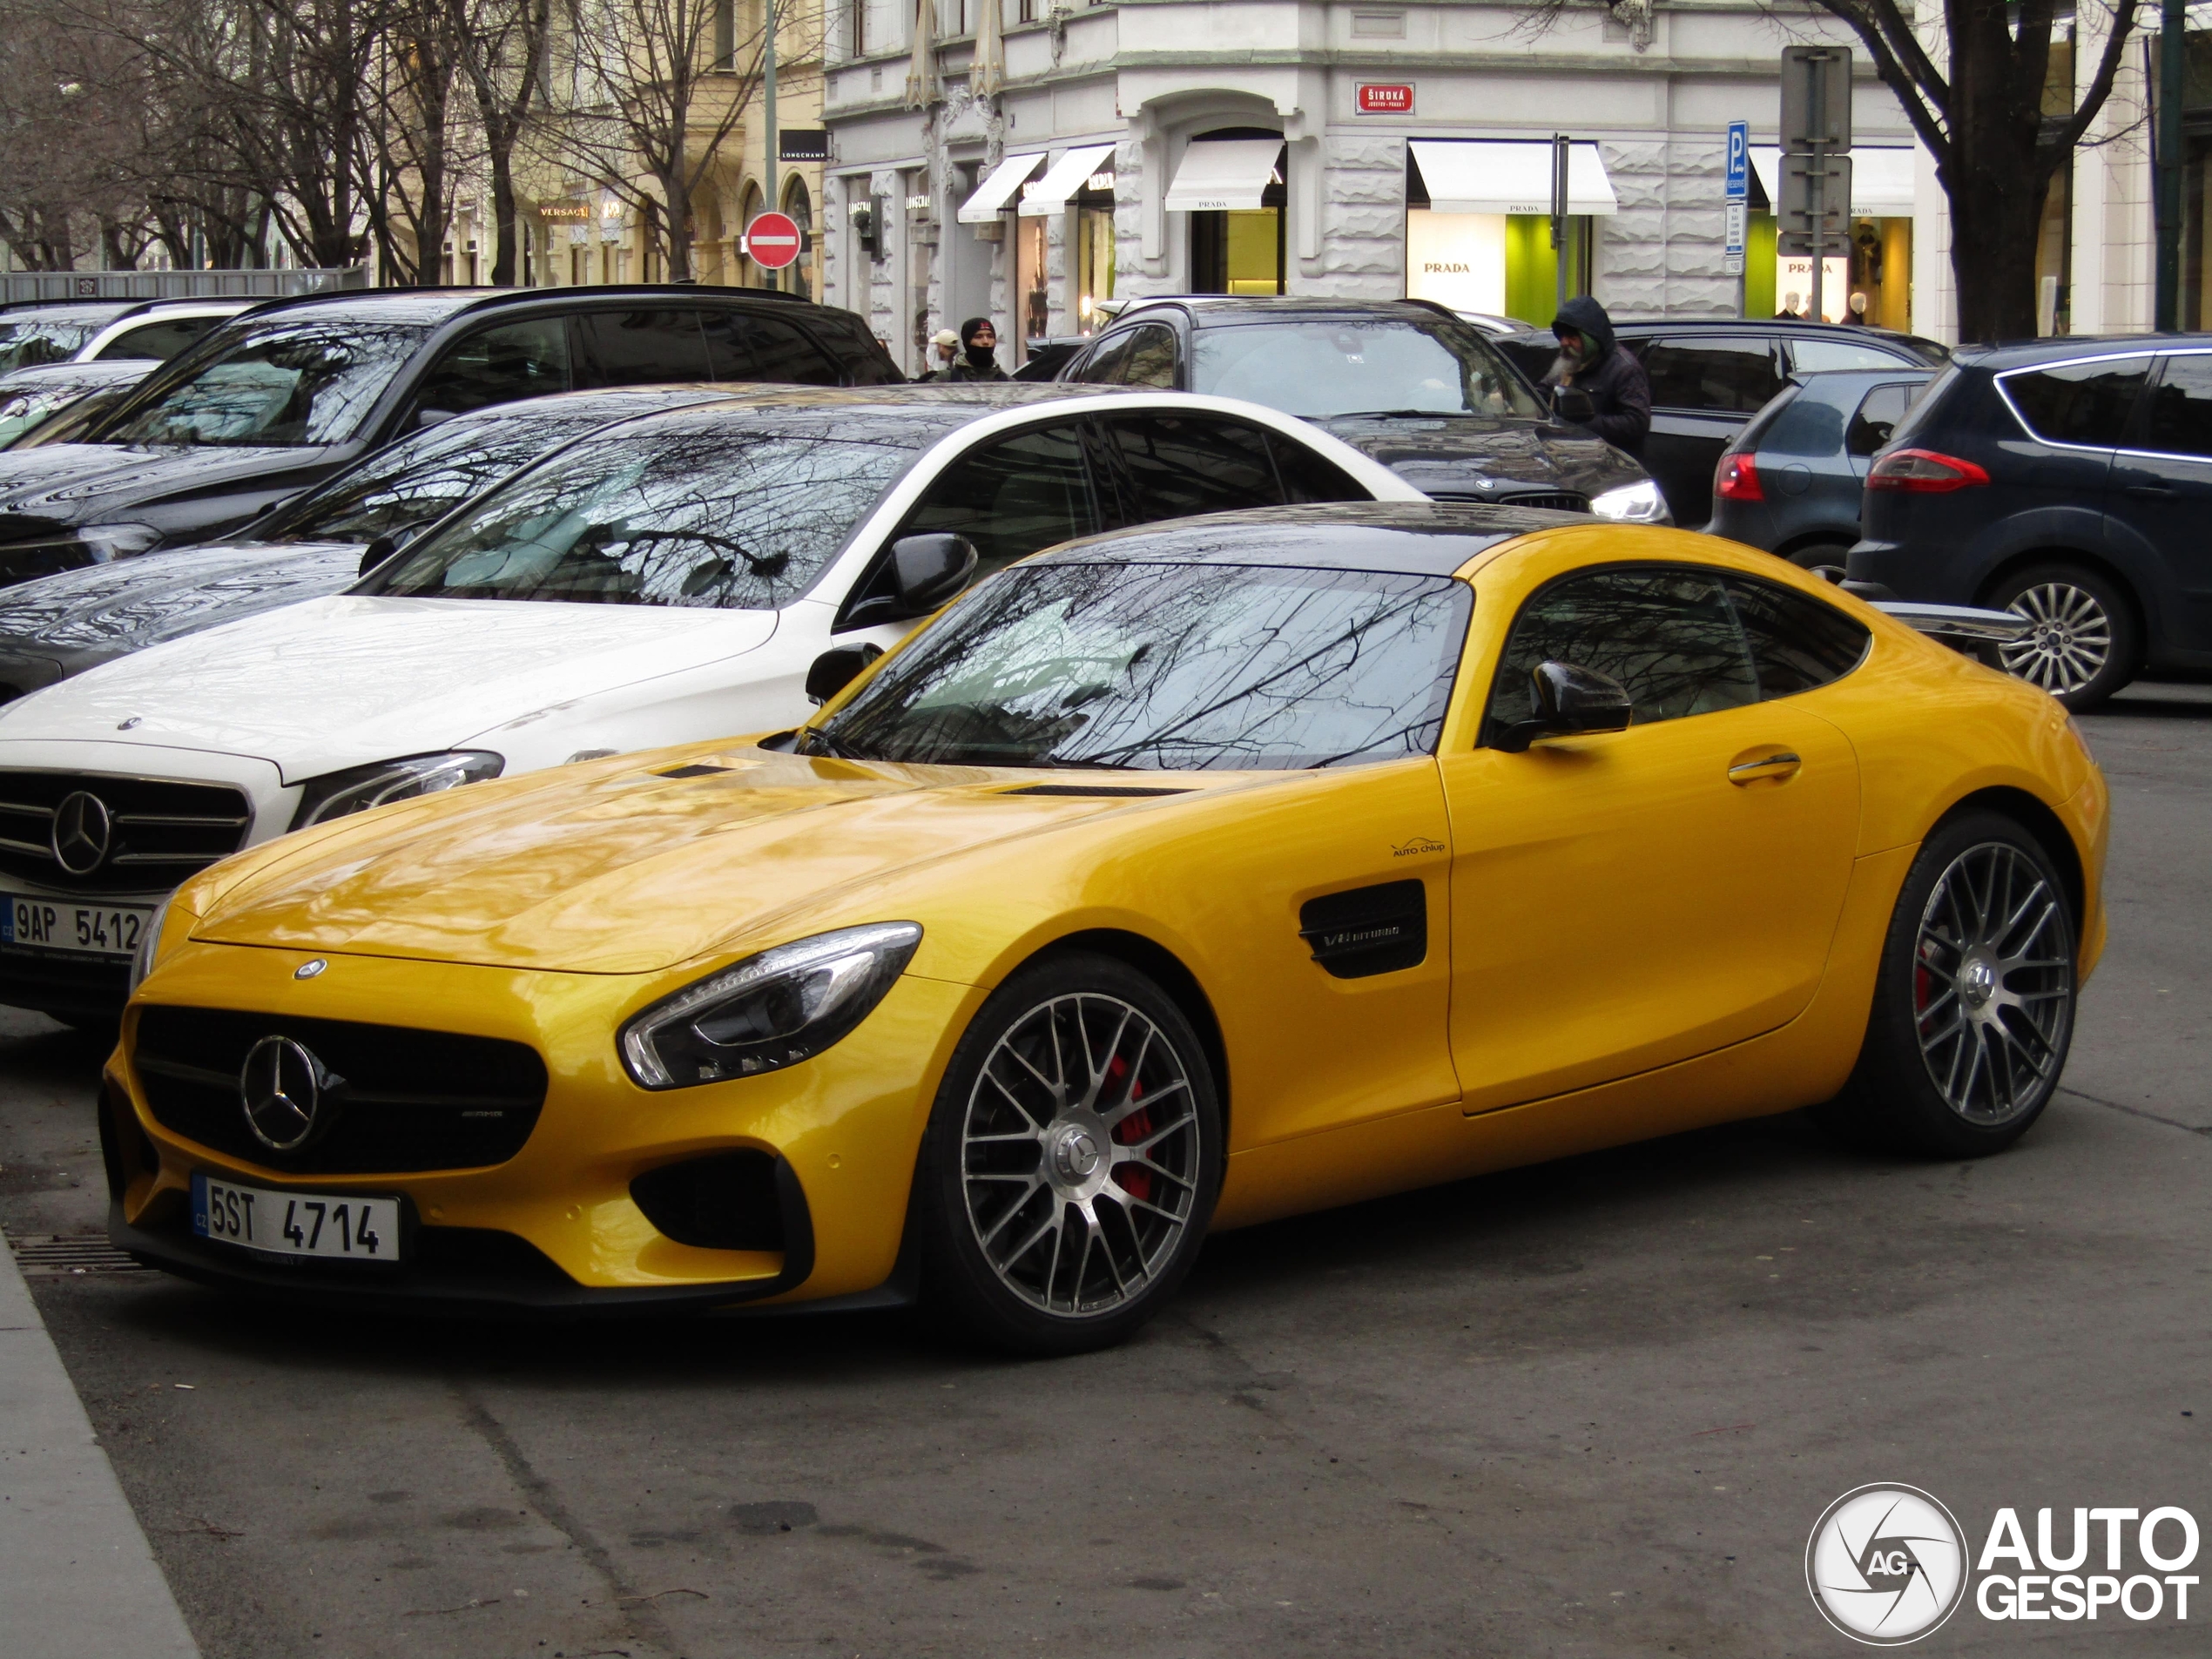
left=965, top=341, right=995, bottom=368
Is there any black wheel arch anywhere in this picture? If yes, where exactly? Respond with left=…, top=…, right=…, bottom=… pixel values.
left=1020, top=928, right=1231, bottom=1141
left=1930, top=786, right=2086, bottom=951
left=1974, top=546, right=2149, bottom=659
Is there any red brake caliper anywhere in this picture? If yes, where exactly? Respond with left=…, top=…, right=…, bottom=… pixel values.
left=1105, top=1055, right=1152, bottom=1202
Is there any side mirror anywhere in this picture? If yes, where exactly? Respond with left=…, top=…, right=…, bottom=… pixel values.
left=357, top=535, right=400, bottom=577
left=841, top=533, right=981, bottom=629
left=1552, top=388, right=1596, bottom=424
left=805, top=643, right=883, bottom=706
left=1493, top=660, right=1634, bottom=752
left=414, top=407, right=459, bottom=431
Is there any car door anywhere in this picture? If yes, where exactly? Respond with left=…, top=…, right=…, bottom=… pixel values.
left=573, top=307, right=712, bottom=388
left=700, top=310, right=846, bottom=386
left=2107, top=349, right=2212, bottom=649
left=403, top=317, right=575, bottom=426
left=1634, top=335, right=1788, bottom=528
left=1438, top=563, right=1862, bottom=1114
left=1092, top=409, right=1289, bottom=528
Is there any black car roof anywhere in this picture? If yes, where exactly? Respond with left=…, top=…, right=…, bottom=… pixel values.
left=1035, top=501, right=1586, bottom=577
left=1952, top=334, right=2212, bottom=370
left=233, top=283, right=821, bottom=327
left=1119, top=296, right=1460, bottom=327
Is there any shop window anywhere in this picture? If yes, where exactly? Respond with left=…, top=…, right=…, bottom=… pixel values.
left=1186, top=128, right=1285, bottom=296
left=1403, top=210, right=1589, bottom=326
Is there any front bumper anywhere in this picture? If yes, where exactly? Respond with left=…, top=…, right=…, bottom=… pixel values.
left=107, top=939, right=979, bottom=1312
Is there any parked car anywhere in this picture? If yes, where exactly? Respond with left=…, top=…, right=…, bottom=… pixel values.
left=0, top=302, right=137, bottom=374
left=107, top=502, right=2104, bottom=1347
left=0, top=284, right=904, bottom=588
left=1057, top=297, right=1668, bottom=522
left=1492, top=318, right=1947, bottom=527
left=0, top=384, right=738, bottom=704
left=71, top=299, right=262, bottom=364
left=1849, top=336, right=2212, bottom=708
left=0, top=382, right=1425, bottom=1020
left=1707, top=368, right=1936, bottom=577
left=0, top=361, right=155, bottom=449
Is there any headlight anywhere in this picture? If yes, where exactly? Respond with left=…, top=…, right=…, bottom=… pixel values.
left=618, top=922, right=923, bottom=1090
left=1590, top=480, right=1671, bottom=523
left=290, top=751, right=503, bottom=830
left=78, top=523, right=164, bottom=561
left=128, top=894, right=179, bottom=994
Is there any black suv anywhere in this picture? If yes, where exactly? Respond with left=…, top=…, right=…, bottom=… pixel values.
left=1056, top=297, right=1668, bottom=523
left=1849, top=337, right=2212, bottom=709
left=1493, top=317, right=1946, bottom=527
left=0, top=285, right=900, bottom=586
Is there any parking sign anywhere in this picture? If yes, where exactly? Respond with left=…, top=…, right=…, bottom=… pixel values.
left=1725, top=120, right=1749, bottom=201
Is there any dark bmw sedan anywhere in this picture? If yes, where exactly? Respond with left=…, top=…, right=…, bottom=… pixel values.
left=0, top=285, right=901, bottom=588
left=1058, top=297, right=1669, bottom=523
left=0, top=384, right=735, bottom=704
left=1849, top=337, right=2212, bottom=708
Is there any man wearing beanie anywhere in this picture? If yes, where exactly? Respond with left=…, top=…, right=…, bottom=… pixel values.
left=939, top=316, right=1009, bottom=381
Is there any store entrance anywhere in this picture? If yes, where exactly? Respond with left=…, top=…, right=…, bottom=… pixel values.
left=1188, top=126, right=1286, bottom=295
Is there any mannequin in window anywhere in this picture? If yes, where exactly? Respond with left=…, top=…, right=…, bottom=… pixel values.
left=1844, top=292, right=1872, bottom=327
left=1777, top=290, right=1804, bottom=320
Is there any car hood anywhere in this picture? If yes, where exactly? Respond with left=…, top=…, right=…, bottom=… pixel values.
left=0, top=443, right=314, bottom=530
left=0, top=595, right=779, bottom=780
left=1314, top=415, right=1645, bottom=500
left=0, top=541, right=362, bottom=660
left=186, top=747, right=1266, bottom=974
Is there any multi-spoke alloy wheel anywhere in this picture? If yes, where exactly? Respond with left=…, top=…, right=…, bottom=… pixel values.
left=961, top=992, right=1199, bottom=1317
left=1814, top=812, right=2078, bottom=1158
left=1911, top=841, right=2074, bottom=1125
left=919, top=954, right=1220, bottom=1352
left=2000, top=581, right=2110, bottom=698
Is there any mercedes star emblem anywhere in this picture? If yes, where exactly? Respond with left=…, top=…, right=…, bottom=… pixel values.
left=294, top=959, right=327, bottom=981
left=50, top=791, right=113, bottom=876
left=239, top=1035, right=334, bottom=1153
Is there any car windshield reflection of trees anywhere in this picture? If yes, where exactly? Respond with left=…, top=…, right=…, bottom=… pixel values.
left=95, top=321, right=431, bottom=448
left=1192, top=320, right=1544, bottom=421
left=372, top=416, right=924, bottom=609
left=815, top=560, right=1473, bottom=771
left=260, top=417, right=586, bottom=544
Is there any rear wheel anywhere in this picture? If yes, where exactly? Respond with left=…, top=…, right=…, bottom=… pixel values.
left=1784, top=538, right=1852, bottom=585
left=1986, top=563, right=2140, bottom=711
left=914, top=952, right=1222, bottom=1355
left=1815, top=812, right=2076, bottom=1157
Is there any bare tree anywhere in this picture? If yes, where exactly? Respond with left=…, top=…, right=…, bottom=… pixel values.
left=361, top=0, right=469, bottom=283
left=452, top=0, right=553, bottom=284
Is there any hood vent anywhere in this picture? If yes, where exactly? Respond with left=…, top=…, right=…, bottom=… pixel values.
left=997, top=784, right=1193, bottom=799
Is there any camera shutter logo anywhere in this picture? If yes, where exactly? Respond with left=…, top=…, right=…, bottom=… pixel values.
left=1806, top=1485, right=1969, bottom=1644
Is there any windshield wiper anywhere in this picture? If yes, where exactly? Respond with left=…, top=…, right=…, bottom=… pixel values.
left=1325, top=408, right=1485, bottom=420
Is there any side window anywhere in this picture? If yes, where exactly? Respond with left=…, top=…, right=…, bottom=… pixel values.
left=1103, top=413, right=1284, bottom=522
left=1791, top=339, right=1912, bottom=374
left=2141, top=353, right=2212, bottom=460
left=1999, top=355, right=2148, bottom=448
left=94, top=318, right=221, bottom=362
left=576, top=308, right=711, bottom=388
left=701, top=312, right=843, bottom=386
left=1069, top=330, right=1135, bottom=384
left=411, top=318, right=573, bottom=417
left=1640, top=338, right=1785, bottom=415
left=1723, top=576, right=1871, bottom=697
left=1485, top=566, right=1757, bottom=736
left=896, top=420, right=1099, bottom=578
left=1845, top=382, right=1916, bottom=456
left=1116, top=324, right=1179, bottom=388
left=1268, top=431, right=1369, bottom=502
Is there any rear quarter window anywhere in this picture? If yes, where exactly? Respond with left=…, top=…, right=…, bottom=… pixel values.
left=1998, top=356, right=2150, bottom=447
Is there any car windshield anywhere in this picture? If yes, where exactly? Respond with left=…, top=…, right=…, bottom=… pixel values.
left=0, top=318, right=102, bottom=374
left=1190, top=319, right=1546, bottom=421
left=259, top=415, right=586, bottom=544
left=0, top=379, right=105, bottom=448
left=369, top=410, right=931, bottom=609
left=92, top=318, right=431, bottom=448
left=813, top=560, right=1474, bottom=771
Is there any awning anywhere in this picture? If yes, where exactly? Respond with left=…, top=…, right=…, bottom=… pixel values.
left=1163, top=139, right=1285, bottom=212
left=957, top=152, right=1045, bottom=224
left=1407, top=140, right=1617, bottom=217
left=1750, top=147, right=1916, bottom=218
left=1019, top=144, right=1117, bottom=216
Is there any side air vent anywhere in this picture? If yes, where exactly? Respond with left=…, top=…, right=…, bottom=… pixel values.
left=1298, top=880, right=1428, bottom=979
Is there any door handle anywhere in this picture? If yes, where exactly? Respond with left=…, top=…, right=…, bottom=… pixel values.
left=1728, top=751, right=1802, bottom=785
left=2123, top=484, right=2177, bottom=500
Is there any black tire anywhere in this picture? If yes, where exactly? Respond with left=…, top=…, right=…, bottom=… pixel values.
left=1984, top=562, right=2141, bottom=711
left=913, top=951, right=1223, bottom=1356
left=1813, top=811, right=2077, bottom=1158
left=1784, top=538, right=1852, bottom=585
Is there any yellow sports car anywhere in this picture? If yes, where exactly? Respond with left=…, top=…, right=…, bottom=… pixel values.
left=105, top=504, right=2107, bottom=1352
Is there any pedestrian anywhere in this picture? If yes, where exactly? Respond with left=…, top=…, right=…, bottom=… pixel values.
left=923, top=327, right=960, bottom=379
left=941, top=316, right=1009, bottom=382
left=1547, top=295, right=1650, bottom=458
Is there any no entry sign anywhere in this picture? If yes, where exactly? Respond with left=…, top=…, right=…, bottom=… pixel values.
left=743, top=211, right=803, bottom=270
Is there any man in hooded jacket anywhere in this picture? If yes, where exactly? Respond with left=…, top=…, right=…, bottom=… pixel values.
left=1548, top=295, right=1649, bottom=458
left=936, top=317, right=1009, bottom=382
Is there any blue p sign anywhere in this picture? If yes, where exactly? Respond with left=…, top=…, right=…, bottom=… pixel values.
left=1726, top=120, right=1750, bottom=200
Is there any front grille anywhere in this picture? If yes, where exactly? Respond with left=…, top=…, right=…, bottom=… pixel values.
left=134, top=1006, right=549, bottom=1175
left=0, top=770, right=251, bottom=895
left=1493, top=490, right=1589, bottom=513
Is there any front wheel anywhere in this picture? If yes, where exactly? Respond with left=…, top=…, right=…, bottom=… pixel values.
left=913, top=952, right=1223, bottom=1355
left=1986, top=563, right=2140, bottom=711
left=1816, top=812, right=2077, bottom=1158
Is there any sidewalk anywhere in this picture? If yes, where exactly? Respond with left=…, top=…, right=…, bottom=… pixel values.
left=0, top=1233, right=199, bottom=1659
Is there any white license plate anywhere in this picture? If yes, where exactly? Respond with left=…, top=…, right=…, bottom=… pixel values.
left=192, top=1173, right=403, bottom=1264
left=0, top=892, right=155, bottom=959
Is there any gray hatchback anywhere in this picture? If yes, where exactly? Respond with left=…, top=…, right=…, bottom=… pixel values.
left=1706, top=367, right=1934, bottom=579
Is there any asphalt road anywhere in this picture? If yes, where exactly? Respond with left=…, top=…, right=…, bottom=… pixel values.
left=3, top=681, right=2207, bottom=1658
